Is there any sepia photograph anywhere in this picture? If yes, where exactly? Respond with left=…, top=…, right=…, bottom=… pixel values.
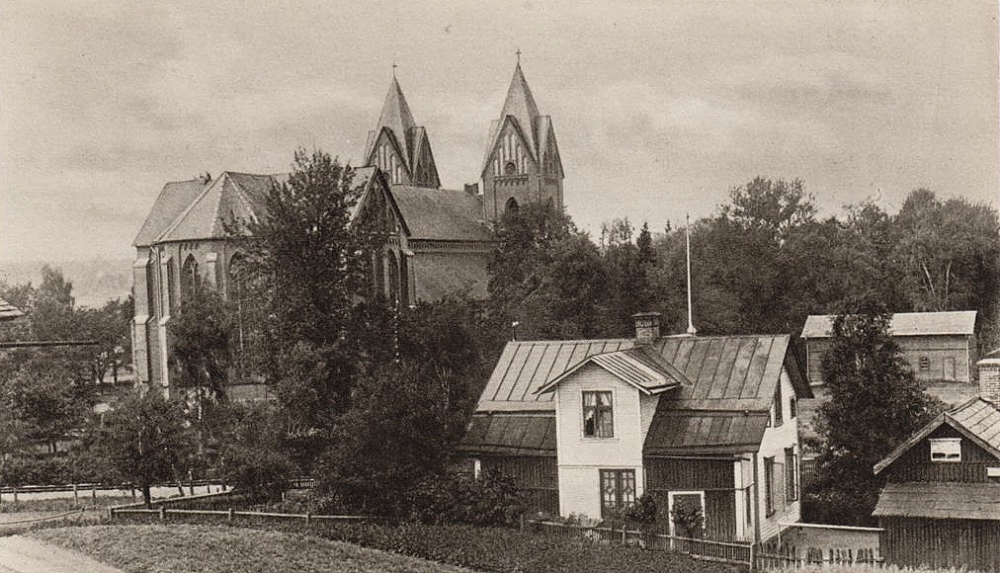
left=0, top=1, right=998, bottom=571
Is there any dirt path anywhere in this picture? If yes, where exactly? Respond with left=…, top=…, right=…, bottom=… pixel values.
left=0, top=535, right=125, bottom=573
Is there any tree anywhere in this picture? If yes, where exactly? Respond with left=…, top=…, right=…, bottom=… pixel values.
left=215, top=402, right=294, bottom=501
left=81, top=391, right=190, bottom=507
left=315, top=361, right=453, bottom=516
left=488, top=202, right=611, bottom=340
left=807, top=298, right=941, bottom=525
left=233, top=149, right=369, bottom=466
left=169, top=289, right=235, bottom=401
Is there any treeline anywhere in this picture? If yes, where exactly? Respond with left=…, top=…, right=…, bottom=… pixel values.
left=492, top=178, right=999, bottom=349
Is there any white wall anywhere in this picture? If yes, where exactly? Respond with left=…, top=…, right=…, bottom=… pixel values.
left=555, top=363, right=646, bottom=519
left=757, top=366, right=801, bottom=542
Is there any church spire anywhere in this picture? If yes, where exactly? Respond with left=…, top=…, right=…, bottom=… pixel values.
left=498, top=59, right=542, bottom=156
left=364, top=73, right=440, bottom=188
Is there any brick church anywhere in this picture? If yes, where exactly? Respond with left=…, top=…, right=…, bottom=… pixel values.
left=130, top=61, right=564, bottom=394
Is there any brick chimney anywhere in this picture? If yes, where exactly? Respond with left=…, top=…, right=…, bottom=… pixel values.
left=977, top=354, right=1000, bottom=407
left=633, top=312, right=661, bottom=346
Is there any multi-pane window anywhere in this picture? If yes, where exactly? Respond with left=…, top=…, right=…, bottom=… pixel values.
left=785, top=447, right=799, bottom=502
left=583, top=391, right=614, bottom=437
left=764, top=456, right=775, bottom=516
left=930, top=438, right=961, bottom=462
left=599, top=469, right=636, bottom=518
left=919, top=356, right=930, bottom=371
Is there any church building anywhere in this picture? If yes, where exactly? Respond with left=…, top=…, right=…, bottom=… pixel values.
left=130, top=60, right=564, bottom=395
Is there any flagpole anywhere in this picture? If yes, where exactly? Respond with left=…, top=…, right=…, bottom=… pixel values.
left=686, top=214, right=697, bottom=336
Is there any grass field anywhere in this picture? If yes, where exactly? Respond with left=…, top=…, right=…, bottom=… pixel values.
left=31, top=524, right=471, bottom=573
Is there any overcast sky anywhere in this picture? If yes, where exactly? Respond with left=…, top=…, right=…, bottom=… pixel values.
left=1, top=0, right=997, bottom=262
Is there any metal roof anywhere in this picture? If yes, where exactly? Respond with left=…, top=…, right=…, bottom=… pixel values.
left=644, top=411, right=770, bottom=456
left=801, top=311, right=977, bottom=338
left=874, top=399, right=1000, bottom=475
left=873, top=482, right=1000, bottom=520
left=536, top=346, right=688, bottom=396
left=133, top=179, right=207, bottom=246
left=475, top=339, right=635, bottom=412
left=456, top=413, right=556, bottom=456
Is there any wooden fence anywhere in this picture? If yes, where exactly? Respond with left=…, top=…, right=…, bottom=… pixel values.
left=528, top=519, right=754, bottom=566
left=109, top=507, right=370, bottom=524
left=755, top=545, right=881, bottom=569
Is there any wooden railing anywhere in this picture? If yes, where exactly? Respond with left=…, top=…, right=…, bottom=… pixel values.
left=109, top=506, right=371, bottom=524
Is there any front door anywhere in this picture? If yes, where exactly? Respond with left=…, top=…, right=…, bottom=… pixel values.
left=944, top=357, right=956, bottom=381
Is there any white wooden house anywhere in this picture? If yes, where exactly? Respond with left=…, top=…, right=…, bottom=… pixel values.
left=458, top=313, right=812, bottom=543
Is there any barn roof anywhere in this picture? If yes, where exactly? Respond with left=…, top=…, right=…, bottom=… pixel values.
left=389, top=185, right=490, bottom=242
left=456, top=413, right=556, bottom=456
left=802, top=311, right=977, bottom=339
left=874, top=398, right=1000, bottom=475
left=873, top=482, right=1000, bottom=520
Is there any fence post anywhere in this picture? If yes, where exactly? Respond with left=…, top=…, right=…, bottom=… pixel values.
left=749, top=542, right=755, bottom=571
left=305, top=513, right=311, bottom=525
left=73, top=483, right=79, bottom=504
left=158, top=507, right=166, bottom=521
left=92, top=485, right=97, bottom=500
left=228, top=508, right=234, bottom=522
left=108, top=507, right=115, bottom=520
left=12, top=487, right=17, bottom=504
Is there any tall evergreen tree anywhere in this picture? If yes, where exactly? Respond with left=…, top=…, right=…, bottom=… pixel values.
left=808, top=298, right=940, bottom=525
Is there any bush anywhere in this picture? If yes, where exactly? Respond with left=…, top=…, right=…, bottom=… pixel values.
left=408, top=469, right=523, bottom=526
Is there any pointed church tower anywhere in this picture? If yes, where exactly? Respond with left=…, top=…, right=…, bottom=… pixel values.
left=364, top=76, right=441, bottom=188
left=481, top=58, right=564, bottom=224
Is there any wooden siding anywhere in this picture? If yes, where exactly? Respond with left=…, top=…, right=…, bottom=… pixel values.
left=645, top=457, right=738, bottom=540
left=880, top=517, right=1000, bottom=572
left=806, top=335, right=974, bottom=386
left=481, top=456, right=559, bottom=515
left=885, top=425, right=999, bottom=483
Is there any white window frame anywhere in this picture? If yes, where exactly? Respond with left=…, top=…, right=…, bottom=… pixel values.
left=929, top=438, right=961, bottom=462
left=581, top=389, right=616, bottom=439
left=667, top=490, right=706, bottom=537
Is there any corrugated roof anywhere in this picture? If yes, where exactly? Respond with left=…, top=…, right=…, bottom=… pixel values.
left=873, top=482, right=1000, bottom=520
left=802, top=311, right=977, bottom=338
left=412, top=252, right=489, bottom=302
left=456, top=414, right=556, bottom=456
left=644, top=411, right=770, bottom=456
left=133, top=179, right=207, bottom=246
left=0, top=297, right=25, bottom=321
left=874, top=399, right=1000, bottom=474
left=390, top=185, right=490, bottom=241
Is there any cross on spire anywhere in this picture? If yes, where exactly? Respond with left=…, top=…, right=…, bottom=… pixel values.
left=392, top=61, right=397, bottom=78
left=515, top=48, right=521, bottom=64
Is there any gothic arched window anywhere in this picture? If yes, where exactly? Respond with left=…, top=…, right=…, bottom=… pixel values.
left=181, top=254, right=199, bottom=300
left=386, top=251, right=400, bottom=305
left=505, top=197, right=520, bottom=215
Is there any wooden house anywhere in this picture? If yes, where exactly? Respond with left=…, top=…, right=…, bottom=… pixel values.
left=871, top=352, right=1000, bottom=572
left=458, top=313, right=813, bottom=543
left=801, top=311, right=978, bottom=386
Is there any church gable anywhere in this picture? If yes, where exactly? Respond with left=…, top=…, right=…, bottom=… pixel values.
left=352, top=170, right=408, bottom=237
left=410, top=128, right=441, bottom=188
left=368, top=128, right=412, bottom=185
left=484, top=116, right=539, bottom=179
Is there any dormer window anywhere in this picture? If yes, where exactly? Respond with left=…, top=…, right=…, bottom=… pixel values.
left=930, top=438, right=961, bottom=462
left=583, top=391, right=614, bottom=438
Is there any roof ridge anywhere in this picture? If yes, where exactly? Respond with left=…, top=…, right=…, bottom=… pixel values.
left=155, top=173, right=227, bottom=243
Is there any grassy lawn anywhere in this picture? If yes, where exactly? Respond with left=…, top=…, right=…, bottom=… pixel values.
left=31, top=524, right=471, bottom=573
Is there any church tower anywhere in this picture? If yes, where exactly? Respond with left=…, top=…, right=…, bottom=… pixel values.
left=481, top=58, right=564, bottom=224
left=364, top=76, right=441, bottom=188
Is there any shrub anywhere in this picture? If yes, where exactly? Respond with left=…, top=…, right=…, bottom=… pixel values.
left=669, top=496, right=704, bottom=538
left=408, top=469, right=523, bottom=526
